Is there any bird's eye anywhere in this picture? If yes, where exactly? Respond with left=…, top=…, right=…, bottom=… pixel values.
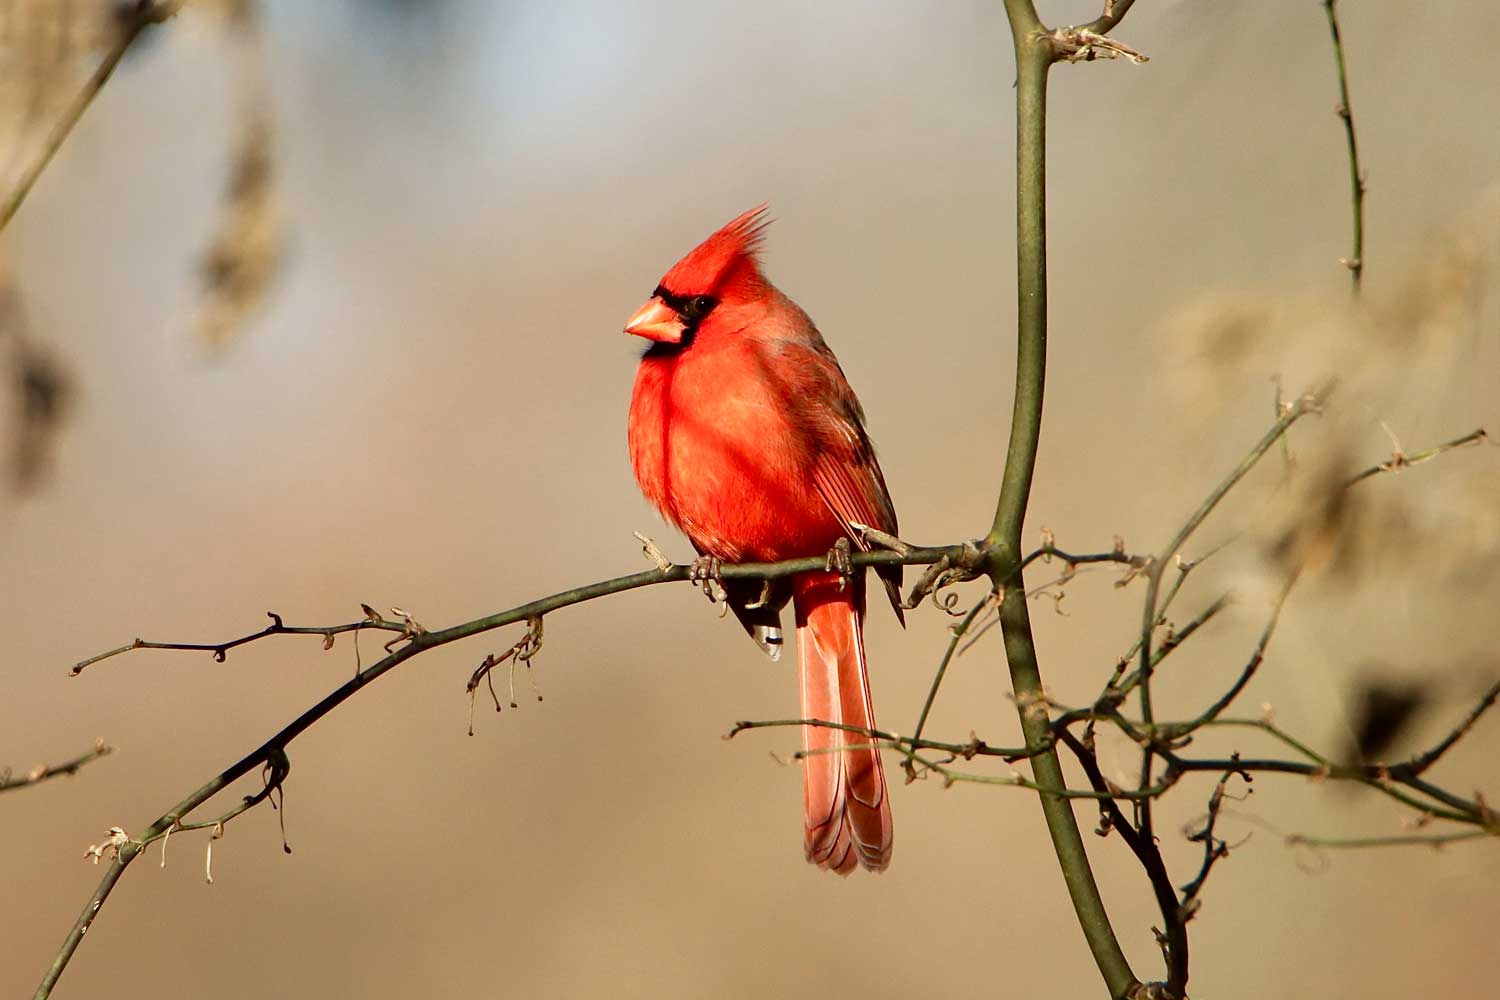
left=683, top=295, right=717, bottom=321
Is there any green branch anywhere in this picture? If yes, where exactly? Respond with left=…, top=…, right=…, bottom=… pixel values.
left=989, top=3, right=1139, bottom=998
left=1321, top=0, right=1365, bottom=290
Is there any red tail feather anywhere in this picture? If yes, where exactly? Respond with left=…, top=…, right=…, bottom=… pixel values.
left=794, top=573, right=892, bottom=875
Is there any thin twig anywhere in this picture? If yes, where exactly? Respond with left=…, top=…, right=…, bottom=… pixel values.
left=1056, top=729, right=1187, bottom=993
left=1287, top=829, right=1493, bottom=850
left=1321, top=0, right=1365, bottom=290
left=1159, top=576, right=1298, bottom=740
left=71, top=611, right=408, bottom=674
left=38, top=541, right=970, bottom=998
left=1341, top=428, right=1487, bottom=489
left=726, top=716, right=1042, bottom=763
left=1177, top=761, right=1252, bottom=920
left=1101, top=592, right=1233, bottom=713
left=1135, top=391, right=1325, bottom=857
left=908, top=593, right=992, bottom=764
left=1161, top=714, right=1486, bottom=824
left=0, top=739, right=114, bottom=794
left=1401, top=677, right=1500, bottom=776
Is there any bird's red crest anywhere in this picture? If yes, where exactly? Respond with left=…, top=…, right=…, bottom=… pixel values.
left=657, top=204, right=772, bottom=298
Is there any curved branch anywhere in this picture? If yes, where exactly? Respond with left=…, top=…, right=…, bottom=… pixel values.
left=36, top=542, right=967, bottom=998
left=1081, top=0, right=1140, bottom=35
left=988, top=4, right=1140, bottom=997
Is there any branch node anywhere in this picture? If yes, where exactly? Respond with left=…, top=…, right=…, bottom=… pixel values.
left=1049, top=25, right=1149, bottom=64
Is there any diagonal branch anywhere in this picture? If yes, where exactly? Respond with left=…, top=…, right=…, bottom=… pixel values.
left=0, top=1, right=187, bottom=233
left=1082, top=0, right=1141, bottom=35
left=1, top=739, right=114, bottom=795
left=1056, top=728, right=1187, bottom=994
left=36, top=542, right=966, bottom=999
left=1400, top=677, right=1500, bottom=777
left=1341, top=428, right=1487, bottom=489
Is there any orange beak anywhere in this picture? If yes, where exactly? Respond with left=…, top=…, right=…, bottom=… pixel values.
left=624, top=296, right=685, bottom=344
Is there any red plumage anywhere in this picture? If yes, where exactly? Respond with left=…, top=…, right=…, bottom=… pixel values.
left=624, top=206, right=901, bottom=874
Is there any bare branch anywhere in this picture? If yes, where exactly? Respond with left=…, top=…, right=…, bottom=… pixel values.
left=1341, top=427, right=1487, bottom=489
left=1159, top=578, right=1297, bottom=740
left=1056, top=728, right=1187, bottom=995
left=38, top=541, right=971, bottom=997
left=71, top=610, right=409, bottom=674
left=1321, top=0, right=1366, bottom=290
left=1287, top=829, right=1494, bottom=850
left=0, top=739, right=113, bottom=795
left=1081, top=0, right=1141, bottom=35
left=1401, top=677, right=1500, bottom=777
left=1177, top=762, right=1253, bottom=920
left=726, top=716, right=1041, bottom=763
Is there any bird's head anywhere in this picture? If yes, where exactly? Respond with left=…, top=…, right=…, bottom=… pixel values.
left=624, top=205, right=771, bottom=348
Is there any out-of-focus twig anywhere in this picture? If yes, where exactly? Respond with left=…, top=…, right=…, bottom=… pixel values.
left=1287, top=829, right=1492, bottom=850
left=0, top=739, right=113, bottom=794
left=192, top=0, right=281, bottom=350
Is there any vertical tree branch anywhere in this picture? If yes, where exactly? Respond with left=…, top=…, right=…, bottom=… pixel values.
left=988, top=0, right=1048, bottom=555
left=1322, top=0, right=1364, bottom=290
left=990, top=4, right=1139, bottom=996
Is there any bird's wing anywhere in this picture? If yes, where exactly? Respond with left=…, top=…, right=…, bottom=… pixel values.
left=774, top=339, right=905, bottom=622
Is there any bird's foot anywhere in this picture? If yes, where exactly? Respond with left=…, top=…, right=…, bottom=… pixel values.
left=849, top=521, right=914, bottom=557
left=743, top=578, right=774, bottom=610
left=825, top=537, right=854, bottom=591
left=689, top=554, right=726, bottom=604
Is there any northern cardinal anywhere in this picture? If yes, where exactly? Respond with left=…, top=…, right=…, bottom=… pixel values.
left=624, top=206, right=902, bottom=874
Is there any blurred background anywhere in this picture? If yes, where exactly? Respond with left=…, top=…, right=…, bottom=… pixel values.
left=3, top=1, right=1498, bottom=997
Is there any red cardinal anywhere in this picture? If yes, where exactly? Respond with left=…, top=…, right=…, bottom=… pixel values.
left=624, top=206, right=902, bottom=874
